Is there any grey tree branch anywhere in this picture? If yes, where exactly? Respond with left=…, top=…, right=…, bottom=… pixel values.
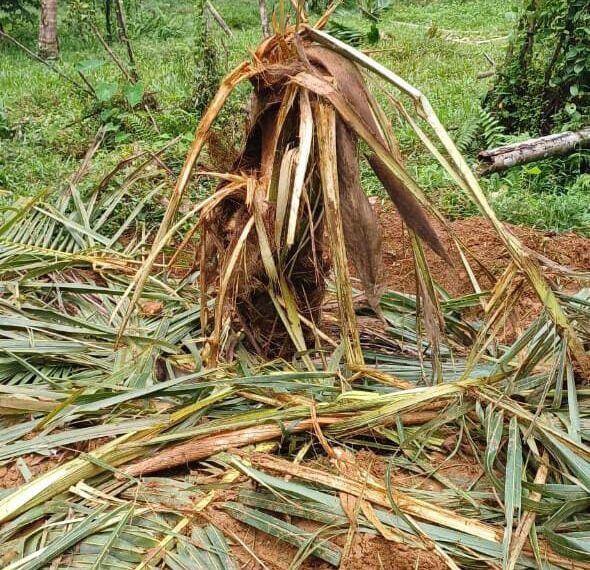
left=478, top=127, right=590, bottom=174
left=205, top=1, right=233, bottom=37
left=115, top=0, right=138, bottom=80
left=0, top=29, right=92, bottom=96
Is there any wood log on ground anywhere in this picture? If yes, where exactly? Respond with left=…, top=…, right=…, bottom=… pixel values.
left=478, top=127, right=590, bottom=174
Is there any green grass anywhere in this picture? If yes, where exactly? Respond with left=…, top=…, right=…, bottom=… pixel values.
left=386, top=0, right=517, bottom=33
left=0, top=0, right=588, bottom=234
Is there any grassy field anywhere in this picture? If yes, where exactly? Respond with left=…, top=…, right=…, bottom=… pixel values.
left=0, top=0, right=588, bottom=234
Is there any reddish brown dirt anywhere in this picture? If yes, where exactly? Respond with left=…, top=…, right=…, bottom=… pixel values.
left=0, top=451, right=73, bottom=489
left=0, top=437, right=110, bottom=490
left=377, top=204, right=590, bottom=297
left=208, top=506, right=446, bottom=570
left=354, top=447, right=486, bottom=495
left=325, top=534, right=444, bottom=570
left=375, top=205, right=590, bottom=336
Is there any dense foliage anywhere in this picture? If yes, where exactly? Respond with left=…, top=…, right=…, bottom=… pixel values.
left=0, top=0, right=37, bottom=29
left=486, top=0, right=589, bottom=134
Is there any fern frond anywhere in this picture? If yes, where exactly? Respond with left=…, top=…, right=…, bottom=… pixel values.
left=455, top=115, right=480, bottom=153
left=122, top=113, right=159, bottom=144
left=326, top=21, right=366, bottom=46
left=478, top=107, right=508, bottom=149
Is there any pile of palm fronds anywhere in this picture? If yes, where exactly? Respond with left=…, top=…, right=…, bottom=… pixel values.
left=1, top=11, right=590, bottom=570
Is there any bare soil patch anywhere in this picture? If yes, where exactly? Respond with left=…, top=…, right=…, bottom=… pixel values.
left=377, top=204, right=590, bottom=297
left=376, top=204, right=590, bottom=336
left=208, top=506, right=447, bottom=570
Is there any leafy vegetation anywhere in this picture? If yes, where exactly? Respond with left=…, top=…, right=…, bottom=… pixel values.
left=486, top=0, right=589, bottom=134
left=1, top=0, right=588, bottom=233
left=0, top=0, right=37, bottom=30
left=477, top=0, right=590, bottom=233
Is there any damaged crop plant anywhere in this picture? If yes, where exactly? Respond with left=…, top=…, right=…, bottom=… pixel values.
left=1, top=6, right=590, bottom=570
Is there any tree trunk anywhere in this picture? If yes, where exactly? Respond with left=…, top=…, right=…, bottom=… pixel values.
left=114, top=0, right=138, bottom=80
left=259, top=0, right=270, bottom=37
left=478, top=127, right=590, bottom=174
left=38, top=0, right=58, bottom=60
left=105, top=0, right=113, bottom=42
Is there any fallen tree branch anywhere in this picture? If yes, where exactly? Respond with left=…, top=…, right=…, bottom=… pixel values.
left=122, top=417, right=339, bottom=476
left=0, top=29, right=93, bottom=96
left=478, top=127, right=590, bottom=174
left=476, top=70, right=495, bottom=79
left=205, top=0, right=233, bottom=37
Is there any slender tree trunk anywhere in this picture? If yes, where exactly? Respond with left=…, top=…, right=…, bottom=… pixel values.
left=114, top=0, right=138, bottom=80
left=38, top=0, right=59, bottom=59
left=259, top=0, right=270, bottom=37
left=105, top=0, right=113, bottom=43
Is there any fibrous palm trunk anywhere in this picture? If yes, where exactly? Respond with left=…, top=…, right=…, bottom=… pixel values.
left=38, top=0, right=58, bottom=59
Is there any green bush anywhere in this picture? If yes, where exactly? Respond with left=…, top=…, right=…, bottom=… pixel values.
left=485, top=0, right=589, bottom=135
left=0, top=0, right=36, bottom=30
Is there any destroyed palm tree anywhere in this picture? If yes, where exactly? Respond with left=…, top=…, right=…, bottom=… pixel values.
left=1, top=10, right=589, bottom=570
left=129, top=15, right=586, bottom=380
left=198, top=34, right=451, bottom=367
